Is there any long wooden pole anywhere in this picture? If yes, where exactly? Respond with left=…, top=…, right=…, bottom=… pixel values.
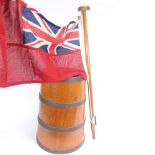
left=78, top=6, right=96, bottom=139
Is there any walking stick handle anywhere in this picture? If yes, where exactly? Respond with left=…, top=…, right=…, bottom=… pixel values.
left=78, top=6, right=90, bottom=12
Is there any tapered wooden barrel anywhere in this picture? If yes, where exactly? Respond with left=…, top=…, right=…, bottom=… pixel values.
left=37, top=76, right=86, bottom=154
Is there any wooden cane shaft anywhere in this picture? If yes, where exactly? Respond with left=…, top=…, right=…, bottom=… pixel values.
left=80, top=8, right=94, bottom=116
left=78, top=6, right=96, bottom=139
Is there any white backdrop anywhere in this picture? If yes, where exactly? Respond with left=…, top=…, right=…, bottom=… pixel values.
left=0, top=0, right=155, bottom=155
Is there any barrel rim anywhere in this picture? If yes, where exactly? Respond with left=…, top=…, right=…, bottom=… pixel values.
left=62, top=76, right=85, bottom=82
left=36, top=137, right=85, bottom=154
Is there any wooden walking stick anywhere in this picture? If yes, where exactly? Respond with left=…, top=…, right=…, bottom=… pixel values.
left=78, top=6, right=96, bottom=139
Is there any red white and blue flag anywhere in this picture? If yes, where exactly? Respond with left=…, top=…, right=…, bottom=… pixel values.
left=0, top=0, right=86, bottom=87
left=22, top=6, right=80, bottom=55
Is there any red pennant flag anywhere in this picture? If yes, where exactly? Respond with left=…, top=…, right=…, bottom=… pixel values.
left=0, top=0, right=87, bottom=87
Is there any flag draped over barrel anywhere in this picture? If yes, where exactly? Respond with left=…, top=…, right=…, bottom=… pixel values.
left=0, top=0, right=87, bottom=87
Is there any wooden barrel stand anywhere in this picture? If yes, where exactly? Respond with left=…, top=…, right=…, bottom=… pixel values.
left=37, top=77, right=86, bottom=154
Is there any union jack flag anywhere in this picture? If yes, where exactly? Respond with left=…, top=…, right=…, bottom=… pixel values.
left=22, top=6, right=80, bottom=55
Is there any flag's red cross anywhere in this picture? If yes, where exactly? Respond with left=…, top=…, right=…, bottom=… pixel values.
left=22, top=7, right=80, bottom=55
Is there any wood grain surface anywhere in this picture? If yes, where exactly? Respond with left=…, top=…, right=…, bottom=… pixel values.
left=37, top=78, right=86, bottom=153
